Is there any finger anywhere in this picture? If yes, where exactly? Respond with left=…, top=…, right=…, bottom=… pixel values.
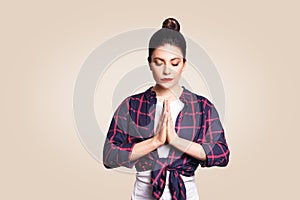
left=167, top=113, right=171, bottom=128
left=168, top=112, right=173, bottom=123
left=156, top=116, right=163, bottom=131
left=165, top=115, right=169, bottom=131
left=166, top=101, right=171, bottom=118
left=163, top=99, right=167, bottom=114
left=166, top=99, right=169, bottom=112
left=162, top=113, right=168, bottom=128
left=163, top=112, right=167, bottom=124
left=159, top=100, right=166, bottom=124
left=158, top=113, right=165, bottom=130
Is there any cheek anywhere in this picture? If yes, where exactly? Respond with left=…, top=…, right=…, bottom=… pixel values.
left=174, top=68, right=184, bottom=75
left=151, top=68, right=160, bottom=79
left=152, top=67, right=161, bottom=75
left=178, top=65, right=186, bottom=74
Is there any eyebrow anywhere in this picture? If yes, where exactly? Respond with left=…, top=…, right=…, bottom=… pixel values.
left=152, top=57, right=181, bottom=61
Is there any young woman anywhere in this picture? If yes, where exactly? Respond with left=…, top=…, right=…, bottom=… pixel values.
left=103, top=18, right=230, bottom=200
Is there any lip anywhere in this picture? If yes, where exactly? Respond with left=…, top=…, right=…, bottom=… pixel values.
left=161, top=78, right=173, bottom=82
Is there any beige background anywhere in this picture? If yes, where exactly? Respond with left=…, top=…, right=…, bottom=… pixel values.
left=1, top=0, right=299, bottom=199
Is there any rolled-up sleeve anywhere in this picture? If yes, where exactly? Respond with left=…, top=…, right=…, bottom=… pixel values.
left=200, top=100, right=230, bottom=167
left=103, top=98, right=138, bottom=169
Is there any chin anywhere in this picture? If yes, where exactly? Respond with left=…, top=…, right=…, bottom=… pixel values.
left=157, top=83, right=175, bottom=90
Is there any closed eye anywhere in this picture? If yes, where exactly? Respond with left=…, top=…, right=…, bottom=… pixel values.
left=154, top=61, right=163, bottom=66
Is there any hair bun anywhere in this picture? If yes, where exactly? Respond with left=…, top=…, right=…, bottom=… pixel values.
left=162, top=17, right=180, bottom=32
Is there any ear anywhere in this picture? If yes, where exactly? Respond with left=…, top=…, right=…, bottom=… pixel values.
left=148, top=62, right=153, bottom=71
left=147, top=56, right=152, bottom=71
left=182, top=60, right=187, bottom=72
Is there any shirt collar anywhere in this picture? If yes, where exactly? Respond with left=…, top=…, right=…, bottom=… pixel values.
left=144, top=86, right=193, bottom=105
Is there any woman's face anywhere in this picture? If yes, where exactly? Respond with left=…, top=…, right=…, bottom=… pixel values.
left=149, top=44, right=186, bottom=91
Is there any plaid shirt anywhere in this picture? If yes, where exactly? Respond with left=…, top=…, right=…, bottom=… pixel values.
left=103, top=86, right=230, bottom=200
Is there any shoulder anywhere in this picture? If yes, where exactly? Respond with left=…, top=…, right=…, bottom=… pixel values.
left=186, top=89, right=221, bottom=120
left=128, top=90, right=148, bottom=100
left=183, top=87, right=215, bottom=110
left=116, top=88, right=151, bottom=109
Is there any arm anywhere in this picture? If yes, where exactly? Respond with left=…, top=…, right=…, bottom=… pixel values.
left=165, top=104, right=207, bottom=161
left=129, top=137, right=160, bottom=161
left=103, top=98, right=138, bottom=169
left=199, top=101, right=230, bottom=167
left=103, top=98, right=169, bottom=167
left=129, top=100, right=168, bottom=161
left=167, top=133, right=207, bottom=161
left=166, top=99, right=230, bottom=167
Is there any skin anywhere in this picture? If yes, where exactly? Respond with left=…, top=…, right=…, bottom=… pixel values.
left=129, top=44, right=207, bottom=162
left=149, top=44, right=186, bottom=101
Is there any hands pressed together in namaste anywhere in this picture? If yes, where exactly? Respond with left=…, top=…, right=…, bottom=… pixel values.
left=153, top=99, right=178, bottom=147
left=129, top=99, right=207, bottom=162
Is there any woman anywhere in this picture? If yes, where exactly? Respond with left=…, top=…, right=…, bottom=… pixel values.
left=103, top=18, right=230, bottom=200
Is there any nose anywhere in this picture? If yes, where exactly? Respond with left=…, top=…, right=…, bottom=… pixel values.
left=163, top=65, right=171, bottom=75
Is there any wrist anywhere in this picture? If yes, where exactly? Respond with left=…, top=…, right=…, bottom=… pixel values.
left=168, top=133, right=178, bottom=146
left=151, top=136, right=163, bottom=148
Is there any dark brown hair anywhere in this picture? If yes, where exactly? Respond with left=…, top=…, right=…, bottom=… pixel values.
left=148, top=18, right=186, bottom=63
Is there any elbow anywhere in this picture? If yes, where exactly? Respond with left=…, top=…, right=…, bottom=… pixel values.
left=220, top=157, right=229, bottom=167
left=103, top=147, right=118, bottom=169
left=103, top=162, right=115, bottom=169
left=216, top=142, right=230, bottom=167
left=102, top=157, right=111, bottom=169
left=201, top=142, right=230, bottom=167
left=208, top=148, right=230, bottom=167
left=212, top=156, right=229, bottom=167
left=219, top=149, right=230, bottom=167
left=103, top=162, right=112, bottom=169
left=103, top=157, right=119, bottom=169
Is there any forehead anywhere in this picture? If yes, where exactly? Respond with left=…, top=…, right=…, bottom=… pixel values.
left=152, top=44, right=183, bottom=59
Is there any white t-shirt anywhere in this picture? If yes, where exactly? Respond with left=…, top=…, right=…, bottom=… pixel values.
left=131, top=99, right=199, bottom=200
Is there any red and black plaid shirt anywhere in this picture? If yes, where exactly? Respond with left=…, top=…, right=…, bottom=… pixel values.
left=103, top=86, right=230, bottom=200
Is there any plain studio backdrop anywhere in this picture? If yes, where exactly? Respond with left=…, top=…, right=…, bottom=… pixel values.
left=0, top=0, right=299, bottom=199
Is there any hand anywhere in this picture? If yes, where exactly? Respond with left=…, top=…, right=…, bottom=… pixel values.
left=152, top=99, right=168, bottom=147
left=166, top=100, right=178, bottom=144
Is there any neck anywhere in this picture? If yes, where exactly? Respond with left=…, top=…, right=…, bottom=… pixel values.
left=152, top=84, right=183, bottom=101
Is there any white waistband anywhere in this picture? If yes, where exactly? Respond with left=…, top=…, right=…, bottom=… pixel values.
left=136, top=170, right=195, bottom=184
